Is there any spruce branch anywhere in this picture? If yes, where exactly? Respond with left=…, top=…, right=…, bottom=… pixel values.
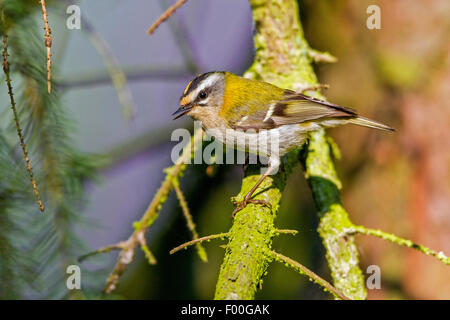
left=4, top=8, right=101, bottom=297
left=348, top=226, right=450, bottom=265
left=300, top=83, right=330, bottom=95
left=158, top=0, right=201, bottom=73
left=169, top=228, right=299, bottom=272
left=146, top=0, right=188, bottom=35
left=270, top=250, right=349, bottom=300
left=214, top=154, right=299, bottom=300
left=170, top=232, right=229, bottom=255
left=308, top=48, right=337, bottom=63
left=78, top=243, right=126, bottom=263
left=273, top=229, right=299, bottom=236
left=39, top=0, right=52, bottom=93
left=97, top=129, right=203, bottom=294
left=57, top=65, right=191, bottom=89
left=302, top=131, right=367, bottom=300
left=1, top=4, right=45, bottom=212
left=214, top=0, right=364, bottom=300
left=173, top=178, right=208, bottom=262
left=215, top=0, right=323, bottom=300
left=81, top=15, right=137, bottom=121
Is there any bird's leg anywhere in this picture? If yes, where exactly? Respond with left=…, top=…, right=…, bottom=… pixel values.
left=242, top=153, right=250, bottom=173
left=232, top=162, right=277, bottom=218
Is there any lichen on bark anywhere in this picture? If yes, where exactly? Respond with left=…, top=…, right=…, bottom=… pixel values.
left=302, top=130, right=367, bottom=299
left=214, top=152, right=299, bottom=300
left=214, top=0, right=366, bottom=300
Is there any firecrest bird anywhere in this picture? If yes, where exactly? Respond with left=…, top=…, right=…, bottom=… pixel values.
left=172, top=71, right=395, bottom=216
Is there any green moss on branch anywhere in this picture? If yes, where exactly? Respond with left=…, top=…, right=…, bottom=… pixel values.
left=214, top=153, right=299, bottom=300
left=301, top=130, right=366, bottom=299
left=215, top=0, right=366, bottom=300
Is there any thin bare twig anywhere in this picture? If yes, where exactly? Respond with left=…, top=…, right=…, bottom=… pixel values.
left=1, top=3, right=45, bottom=212
left=78, top=243, right=125, bottom=262
left=308, top=48, right=337, bottom=63
left=300, top=84, right=330, bottom=95
left=158, top=0, right=201, bottom=73
left=349, top=226, right=450, bottom=265
left=173, top=178, right=208, bottom=262
left=57, top=66, right=191, bottom=89
left=39, top=0, right=52, bottom=93
left=147, top=0, right=188, bottom=35
left=270, top=250, right=350, bottom=300
left=100, top=129, right=203, bottom=294
left=170, top=232, right=229, bottom=255
left=169, top=229, right=298, bottom=256
left=274, top=229, right=299, bottom=236
left=81, top=16, right=137, bottom=121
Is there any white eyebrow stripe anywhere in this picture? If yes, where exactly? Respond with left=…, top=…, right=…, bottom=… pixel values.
left=191, top=73, right=220, bottom=98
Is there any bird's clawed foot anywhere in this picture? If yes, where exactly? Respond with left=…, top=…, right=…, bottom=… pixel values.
left=231, top=198, right=272, bottom=219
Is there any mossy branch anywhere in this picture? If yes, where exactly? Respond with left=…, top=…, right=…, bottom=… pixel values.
left=214, top=0, right=366, bottom=300
left=302, top=131, right=367, bottom=300
left=80, top=129, right=203, bottom=294
left=214, top=151, right=299, bottom=300
left=349, top=226, right=450, bottom=265
left=214, top=0, right=331, bottom=300
left=173, top=177, right=208, bottom=262
left=270, top=250, right=349, bottom=300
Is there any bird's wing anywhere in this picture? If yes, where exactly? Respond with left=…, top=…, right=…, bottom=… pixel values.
left=229, top=91, right=357, bottom=130
left=226, top=108, right=277, bottom=131
left=269, top=91, right=357, bottom=126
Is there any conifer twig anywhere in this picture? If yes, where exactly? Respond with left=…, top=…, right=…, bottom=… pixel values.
left=78, top=243, right=125, bottom=262
left=274, top=229, right=299, bottom=236
left=81, top=16, right=137, bottom=121
left=300, top=84, right=329, bottom=95
left=99, top=129, right=203, bottom=294
left=146, top=0, right=188, bottom=35
left=270, top=250, right=349, bottom=300
left=308, top=48, right=337, bottom=63
left=348, top=226, right=450, bottom=265
left=1, top=4, right=45, bottom=212
left=173, top=178, right=208, bottom=262
left=170, top=229, right=298, bottom=256
left=170, top=232, right=229, bottom=255
left=39, top=0, right=52, bottom=93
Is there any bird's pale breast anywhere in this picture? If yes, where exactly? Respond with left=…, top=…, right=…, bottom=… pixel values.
left=205, top=123, right=309, bottom=158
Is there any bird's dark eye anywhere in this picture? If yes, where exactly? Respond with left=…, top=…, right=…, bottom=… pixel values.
left=199, top=91, right=207, bottom=99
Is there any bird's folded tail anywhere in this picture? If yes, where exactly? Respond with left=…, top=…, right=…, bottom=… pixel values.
left=348, top=116, right=395, bottom=132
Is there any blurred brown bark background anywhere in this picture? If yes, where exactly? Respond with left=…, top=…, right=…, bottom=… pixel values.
left=302, top=0, right=450, bottom=299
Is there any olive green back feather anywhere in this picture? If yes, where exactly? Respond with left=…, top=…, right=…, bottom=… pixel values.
left=222, top=73, right=358, bottom=130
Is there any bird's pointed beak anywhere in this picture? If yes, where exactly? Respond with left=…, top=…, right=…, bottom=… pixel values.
left=172, top=105, right=192, bottom=120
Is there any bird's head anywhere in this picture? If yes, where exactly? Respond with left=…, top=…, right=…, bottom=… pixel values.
left=173, top=71, right=225, bottom=122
